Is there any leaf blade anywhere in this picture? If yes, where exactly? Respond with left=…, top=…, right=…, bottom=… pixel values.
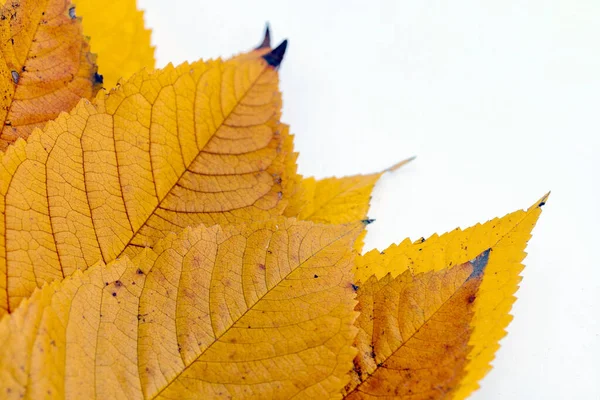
left=0, top=0, right=101, bottom=150
left=72, top=0, right=155, bottom=89
left=350, top=196, right=547, bottom=398
left=0, top=218, right=361, bottom=399
left=0, top=46, right=299, bottom=315
left=344, top=255, right=487, bottom=398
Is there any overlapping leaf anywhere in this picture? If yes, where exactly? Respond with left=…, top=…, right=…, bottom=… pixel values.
left=72, top=0, right=155, bottom=88
left=345, top=253, right=489, bottom=399
left=0, top=2, right=548, bottom=398
left=0, top=0, right=101, bottom=150
left=0, top=218, right=362, bottom=399
left=351, top=195, right=547, bottom=398
left=0, top=40, right=299, bottom=315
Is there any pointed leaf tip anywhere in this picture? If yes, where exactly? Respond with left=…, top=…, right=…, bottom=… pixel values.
left=256, top=23, right=271, bottom=49
left=385, top=156, right=417, bottom=173
left=469, top=248, right=491, bottom=279
left=263, top=40, right=288, bottom=67
left=538, top=191, right=551, bottom=208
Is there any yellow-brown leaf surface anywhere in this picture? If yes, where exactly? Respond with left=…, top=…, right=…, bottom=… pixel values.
left=0, top=42, right=298, bottom=315
left=299, top=174, right=380, bottom=224
left=72, top=0, right=155, bottom=88
left=344, top=252, right=489, bottom=399
left=0, top=0, right=101, bottom=150
left=352, top=195, right=547, bottom=398
left=0, top=218, right=362, bottom=399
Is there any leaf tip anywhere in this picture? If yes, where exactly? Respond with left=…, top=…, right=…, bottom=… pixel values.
left=263, top=40, right=288, bottom=68
left=537, top=191, right=551, bottom=208
left=468, top=248, right=491, bottom=279
left=385, top=155, right=417, bottom=173
left=256, top=23, right=271, bottom=49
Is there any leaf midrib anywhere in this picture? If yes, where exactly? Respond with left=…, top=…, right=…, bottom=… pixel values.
left=118, top=60, right=273, bottom=257
left=150, top=224, right=358, bottom=399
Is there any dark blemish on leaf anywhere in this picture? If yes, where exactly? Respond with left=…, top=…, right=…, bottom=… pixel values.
left=4, top=121, right=10, bottom=126
left=352, top=358, right=363, bottom=379
left=93, top=72, right=103, bottom=85
left=361, top=218, right=375, bottom=225
left=255, top=23, right=271, bottom=50
left=11, top=70, right=19, bottom=84
left=313, top=274, right=319, bottom=278
left=136, top=268, right=144, bottom=275
left=68, top=6, right=76, bottom=19
left=10, top=38, right=14, bottom=45
left=468, top=248, right=491, bottom=279
left=50, top=340, right=56, bottom=346
left=538, top=201, right=546, bottom=207
left=258, top=263, right=266, bottom=270
left=112, top=292, right=117, bottom=297
left=468, top=295, right=476, bottom=304
left=262, top=39, right=287, bottom=68
left=105, top=282, right=109, bottom=286
left=380, top=251, right=385, bottom=255
left=277, top=191, right=283, bottom=200
left=114, top=280, right=122, bottom=287
left=21, top=66, right=26, bottom=72
left=351, top=284, right=359, bottom=292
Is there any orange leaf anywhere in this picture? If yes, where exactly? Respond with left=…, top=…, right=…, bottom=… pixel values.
left=0, top=218, right=361, bottom=399
left=0, top=39, right=299, bottom=315
left=0, top=0, right=101, bottom=150
left=344, top=252, right=489, bottom=399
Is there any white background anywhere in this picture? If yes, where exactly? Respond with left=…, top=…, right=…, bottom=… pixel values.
left=138, top=1, right=599, bottom=398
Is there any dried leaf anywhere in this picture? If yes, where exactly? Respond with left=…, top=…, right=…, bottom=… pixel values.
left=0, top=218, right=361, bottom=399
left=72, top=0, right=155, bottom=88
left=0, top=41, right=298, bottom=315
left=0, top=0, right=101, bottom=150
left=344, top=252, right=489, bottom=399
left=350, top=195, right=547, bottom=398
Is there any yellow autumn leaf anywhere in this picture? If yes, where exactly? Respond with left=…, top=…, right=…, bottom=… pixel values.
left=352, top=195, right=547, bottom=398
left=299, top=158, right=415, bottom=225
left=0, top=40, right=299, bottom=315
left=72, top=0, right=155, bottom=89
left=344, top=252, right=489, bottom=399
left=297, top=158, right=414, bottom=252
left=0, top=218, right=362, bottom=399
left=0, top=0, right=101, bottom=150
